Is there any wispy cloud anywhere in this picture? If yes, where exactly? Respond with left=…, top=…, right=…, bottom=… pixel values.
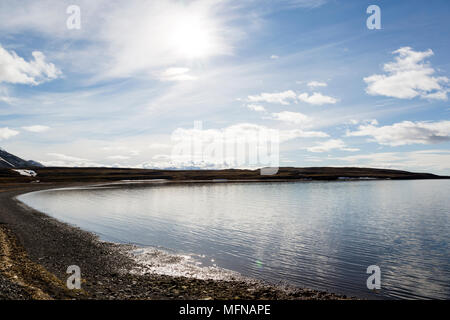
left=246, top=104, right=266, bottom=112
left=0, top=86, right=17, bottom=105
left=22, top=125, right=50, bottom=133
left=247, top=90, right=297, bottom=105
left=44, top=153, right=102, bottom=167
left=88, top=0, right=237, bottom=79
left=271, top=111, right=311, bottom=125
left=307, top=139, right=358, bottom=153
left=158, top=68, right=197, bottom=82
left=277, top=0, right=328, bottom=8
left=0, top=1, right=238, bottom=81
left=107, top=155, right=130, bottom=160
left=307, top=81, right=327, bottom=88
left=47, top=153, right=88, bottom=162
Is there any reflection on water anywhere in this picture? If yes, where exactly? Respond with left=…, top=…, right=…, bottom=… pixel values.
left=128, top=247, right=242, bottom=281
left=18, top=180, right=450, bottom=299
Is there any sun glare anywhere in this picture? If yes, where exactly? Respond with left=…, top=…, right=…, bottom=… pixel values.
left=169, top=13, right=215, bottom=59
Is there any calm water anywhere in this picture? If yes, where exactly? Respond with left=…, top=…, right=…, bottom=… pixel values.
left=18, top=180, right=450, bottom=299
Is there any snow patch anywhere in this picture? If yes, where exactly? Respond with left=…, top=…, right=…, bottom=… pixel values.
left=12, top=169, right=37, bottom=177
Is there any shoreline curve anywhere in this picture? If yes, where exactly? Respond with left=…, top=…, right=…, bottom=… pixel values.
left=0, top=182, right=350, bottom=300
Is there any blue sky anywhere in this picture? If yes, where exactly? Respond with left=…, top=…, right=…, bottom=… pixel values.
left=0, top=0, right=449, bottom=174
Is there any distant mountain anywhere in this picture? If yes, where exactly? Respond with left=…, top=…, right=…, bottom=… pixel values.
left=0, top=148, right=44, bottom=168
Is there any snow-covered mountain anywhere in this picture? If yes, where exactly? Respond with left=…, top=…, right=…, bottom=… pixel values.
left=0, top=148, right=44, bottom=168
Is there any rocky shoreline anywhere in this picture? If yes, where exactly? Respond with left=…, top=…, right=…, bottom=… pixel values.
left=0, top=183, right=350, bottom=300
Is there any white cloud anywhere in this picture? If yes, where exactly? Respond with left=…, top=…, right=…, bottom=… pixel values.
left=298, top=92, right=337, bottom=105
left=348, top=119, right=379, bottom=126
left=270, top=55, right=279, bottom=60
left=307, top=139, right=359, bottom=153
left=347, top=120, right=450, bottom=146
left=149, top=143, right=171, bottom=150
left=107, top=155, right=130, bottom=160
left=364, top=47, right=448, bottom=100
left=271, top=111, right=311, bottom=125
left=307, top=81, right=327, bottom=88
left=44, top=153, right=103, bottom=167
left=280, top=129, right=328, bottom=140
left=0, top=45, right=61, bottom=85
left=159, top=67, right=197, bottom=82
left=47, top=153, right=88, bottom=162
left=248, top=90, right=297, bottom=105
left=22, top=125, right=50, bottom=133
left=102, top=146, right=141, bottom=156
left=0, top=127, right=19, bottom=140
left=246, top=104, right=266, bottom=112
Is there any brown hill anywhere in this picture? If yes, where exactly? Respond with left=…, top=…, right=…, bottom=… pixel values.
left=0, top=166, right=448, bottom=184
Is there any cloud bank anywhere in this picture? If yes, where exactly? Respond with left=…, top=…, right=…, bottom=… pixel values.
left=347, top=120, right=450, bottom=146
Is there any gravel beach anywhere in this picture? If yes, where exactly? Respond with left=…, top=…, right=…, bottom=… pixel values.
left=0, top=183, right=348, bottom=300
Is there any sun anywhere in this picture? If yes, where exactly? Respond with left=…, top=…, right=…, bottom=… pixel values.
left=168, top=12, right=216, bottom=59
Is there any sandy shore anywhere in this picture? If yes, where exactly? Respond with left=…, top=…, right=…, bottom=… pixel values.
left=0, top=183, right=349, bottom=300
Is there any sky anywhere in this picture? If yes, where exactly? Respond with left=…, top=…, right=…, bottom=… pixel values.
left=0, top=0, right=449, bottom=174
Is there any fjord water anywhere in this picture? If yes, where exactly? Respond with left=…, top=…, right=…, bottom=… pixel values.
left=19, top=180, right=450, bottom=299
